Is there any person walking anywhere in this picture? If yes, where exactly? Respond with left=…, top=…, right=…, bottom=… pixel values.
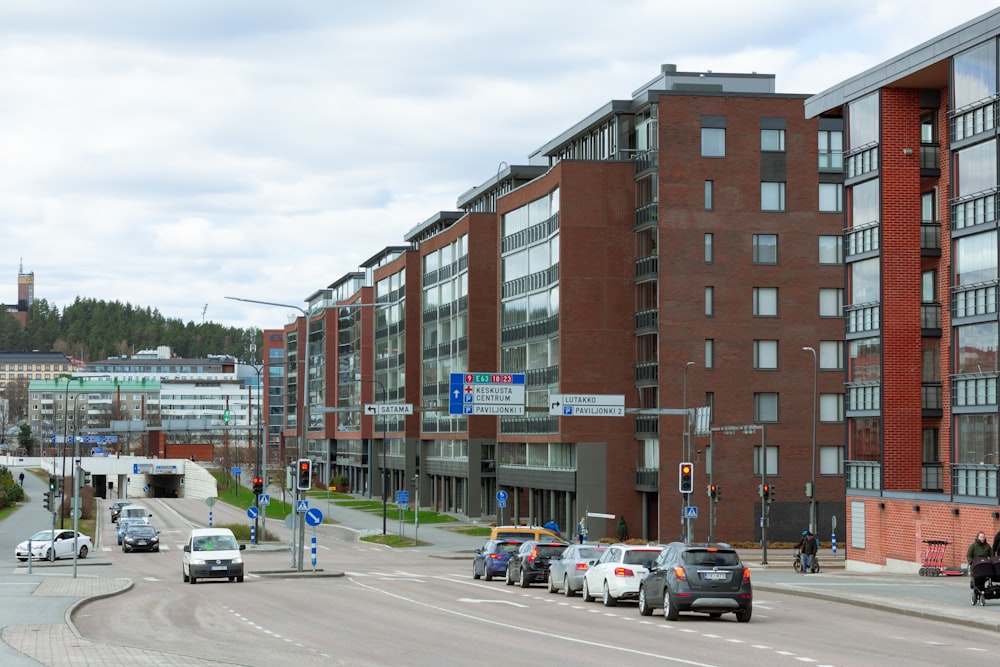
left=576, top=516, right=588, bottom=544
left=796, top=530, right=818, bottom=573
left=616, top=515, right=629, bottom=542
left=968, top=531, right=994, bottom=592
left=18, top=472, right=24, bottom=487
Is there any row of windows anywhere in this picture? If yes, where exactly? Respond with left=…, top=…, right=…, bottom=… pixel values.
left=703, top=181, right=843, bottom=213
left=703, top=234, right=844, bottom=265
left=703, top=339, right=844, bottom=371
left=704, top=286, right=844, bottom=318
left=700, top=127, right=845, bottom=169
left=0, top=364, right=72, bottom=371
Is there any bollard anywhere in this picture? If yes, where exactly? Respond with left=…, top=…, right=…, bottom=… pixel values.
left=251, top=525, right=256, bottom=545
left=311, top=534, right=317, bottom=569
left=832, top=532, right=837, bottom=554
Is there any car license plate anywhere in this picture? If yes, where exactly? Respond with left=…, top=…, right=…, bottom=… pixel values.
left=137, top=540, right=147, bottom=545
left=211, top=565, right=227, bottom=571
left=703, top=571, right=727, bottom=580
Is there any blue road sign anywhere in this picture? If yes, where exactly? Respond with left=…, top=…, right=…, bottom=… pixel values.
left=296, top=499, right=309, bottom=512
left=258, top=494, right=270, bottom=506
left=232, top=467, right=242, bottom=475
left=305, top=508, right=323, bottom=526
left=396, top=490, right=409, bottom=504
left=496, top=489, right=508, bottom=503
left=498, top=501, right=507, bottom=508
left=684, top=506, right=698, bottom=518
left=247, top=506, right=259, bottom=519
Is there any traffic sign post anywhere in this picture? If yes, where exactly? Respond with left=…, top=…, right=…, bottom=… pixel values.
left=449, top=373, right=526, bottom=416
left=548, top=394, right=625, bottom=417
left=496, top=489, right=508, bottom=525
left=304, top=508, right=323, bottom=570
left=364, top=403, right=414, bottom=416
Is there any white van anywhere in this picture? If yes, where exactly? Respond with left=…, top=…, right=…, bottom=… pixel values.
left=182, top=527, right=245, bottom=584
left=118, top=505, right=152, bottom=524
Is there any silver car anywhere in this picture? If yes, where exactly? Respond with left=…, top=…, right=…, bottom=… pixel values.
left=547, top=544, right=607, bottom=596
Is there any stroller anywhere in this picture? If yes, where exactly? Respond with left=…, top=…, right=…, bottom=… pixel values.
left=969, top=557, right=1000, bottom=605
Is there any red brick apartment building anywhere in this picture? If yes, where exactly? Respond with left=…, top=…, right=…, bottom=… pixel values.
left=274, top=65, right=844, bottom=543
left=806, top=8, right=1000, bottom=571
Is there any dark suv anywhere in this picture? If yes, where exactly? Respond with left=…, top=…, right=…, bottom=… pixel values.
left=109, top=500, right=130, bottom=523
left=638, top=542, right=752, bottom=622
left=505, top=540, right=568, bottom=588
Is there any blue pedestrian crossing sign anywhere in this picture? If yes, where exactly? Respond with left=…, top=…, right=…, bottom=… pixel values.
left=684, top=506, right=698, bottom=518
left=297, top=499, right=309, bottom=512
left=258, top=494, right=270, bottom=506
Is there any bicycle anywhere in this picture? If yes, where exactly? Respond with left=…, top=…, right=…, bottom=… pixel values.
left=793, top=548, right=821, bottom=573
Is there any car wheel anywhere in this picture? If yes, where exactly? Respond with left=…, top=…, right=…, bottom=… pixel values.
left=664, top=589, right=679, bottom=621
left=47, top=548, right=56, bottom=562
left=189, top=575, right=197, bottom=585
left=563, top=576, right=575, bottom=598
left=485, top=570, right=493, bottom=582
left=17, top=557, right=26, bottom=562
left=473, top=563, right=481, bottom=580
left=505, top=566, right=514, bottom=586
left=236, top=575, right=244, bottom=583
left=183, top=569, right=189, bottom=583
left=519, top=567, right=529, bottom=588
left=581, top=578, right=595, bottom=602
left=638, top=586, right=653, bottom=616
left=602, top=581, right=617, bottom=607
left=548, top=574, right=558, bottom=593
left=78, top=545, right=88, bottom=559
left=709, top=612, right=722, bottom=618
left=735, top=603, right=752, bottom=623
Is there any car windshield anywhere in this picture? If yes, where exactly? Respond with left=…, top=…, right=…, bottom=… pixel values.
left=29, top=530, right=54, bottom=541
left=578, top=547, right=605, bottom=559
left=497, top=543, right=521, bottom=554
left=682, top=550, right=740, bottom=567
left=536, top=545, right=566, bottom=558
left=128, top=526, right=156, bottom=537
left=193, top=535, right=238, bottom=551
left=623, top=549, right=662, bottom=565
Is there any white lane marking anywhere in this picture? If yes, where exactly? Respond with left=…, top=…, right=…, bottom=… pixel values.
left=457, top=598, right=529, bottom=607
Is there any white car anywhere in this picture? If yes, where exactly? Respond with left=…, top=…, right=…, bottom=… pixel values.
left=15, top=529, right=92, bottom=562
left=581, top=543, right=664, bottom=606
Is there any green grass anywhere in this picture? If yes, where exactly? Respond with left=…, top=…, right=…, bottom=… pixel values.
left=361, top=534, right=430, bottom=548
left=452, top=526, right=491, bottom=537
left=211, top=472, right=302, bottom=523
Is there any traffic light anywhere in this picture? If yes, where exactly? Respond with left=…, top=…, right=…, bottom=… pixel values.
left=296, top=459, right=312, bottom=491
left=252, top=476, right=264, bottom=495
left=48, top=476, right=58, bottom=495
left=678, top=462, right=693, bottom=493
left=708, top=484, right=720, bottom=502
left=43, top=491, right=53, bottom=512
left=761, top=484, right=771, bottom=502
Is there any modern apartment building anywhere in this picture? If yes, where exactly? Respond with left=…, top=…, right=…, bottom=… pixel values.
left=806, top=7, right=1000, bottom=570
left=272, top=65, right=845, bottom=543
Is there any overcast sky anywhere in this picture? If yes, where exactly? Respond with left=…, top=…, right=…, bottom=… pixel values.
left=2, top=1, right=997, bottom=333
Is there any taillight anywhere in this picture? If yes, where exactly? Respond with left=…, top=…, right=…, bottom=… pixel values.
left=528, top=547, right=538, bottom=562
left=489, top=554, right=502, bottom=560
left=673, top=566, right=688, bottom=581
left=574, top=563, right=588, bottom=571
left=742, top=568, right=751, bottom=583
left=613, top=567, right=635, bottom=577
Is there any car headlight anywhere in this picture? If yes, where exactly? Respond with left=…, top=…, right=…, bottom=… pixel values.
left=233, top=557, right=243, bottom=564
left=190, top=558, right=206, bottom=565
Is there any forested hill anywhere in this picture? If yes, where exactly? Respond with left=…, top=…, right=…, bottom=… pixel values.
left=0, top=297, right=261, bottom=362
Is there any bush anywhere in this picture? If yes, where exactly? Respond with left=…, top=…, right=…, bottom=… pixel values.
left=0, top=466, right=24, bottom=509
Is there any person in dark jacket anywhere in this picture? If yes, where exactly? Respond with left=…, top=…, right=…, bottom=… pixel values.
left=991, top=530, right=1000, bottom=555
left=968, top=531, right=994, bottom=592
left=616, top=516, right=629, bottom=542
left=796, top=530, right=818, bottom=573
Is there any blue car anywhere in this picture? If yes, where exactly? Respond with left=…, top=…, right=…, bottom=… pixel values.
left=473, top=540, right=522, bottom=581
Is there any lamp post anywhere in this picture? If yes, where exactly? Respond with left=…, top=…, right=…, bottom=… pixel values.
left=226, top=296, right=310, bottom=573
left=802, top=346, right=818, bottom=535
left=682, top=361, right=695, bottom=542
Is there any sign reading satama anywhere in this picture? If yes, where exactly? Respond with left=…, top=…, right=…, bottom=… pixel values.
left=449, top=373, right=525, bottom=415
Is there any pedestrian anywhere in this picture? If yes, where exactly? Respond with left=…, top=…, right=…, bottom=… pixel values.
left=992, top=528, right=1000, bottom=555
left=576, top=516, right=588, bottom=544
left=616, top=515, right=629, bottom=542
left=18, top=472, right=24, bottom=486
left=796, top=530, right=818, bottom=573
left=543, top=518, right=560, bottom=535
left=968, top=531, right=994, bottom=591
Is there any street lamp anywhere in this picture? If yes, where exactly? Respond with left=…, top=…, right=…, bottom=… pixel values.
left=226, top=296, right=310, bottom=573
left=803, top=346, right=818, bottom=535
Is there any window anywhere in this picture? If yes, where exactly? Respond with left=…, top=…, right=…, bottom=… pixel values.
left=753, top=445, right=779, bottom=476
left=819, top=236, right=844, bottom=264
left=761, top=129, right=785, bottom=151
left=819, top=183, right=843, bottom=212
left=704, top=233, right=713, bottom=263
left=818, top=130, right=843, bottom=169
left=702, top=128, right=725, bottom=157
left=819, top=445, right=844, bottom=475
left=819, top=288, right=844, bottom=317
left=705, top=181, right=713, bottom=210
left=754, top=393, right=778, bottom=422
left=761, top=182, right=785, bottom=211
left=752, top=234, right=777, bottom=264
left=819, top=341, right=844, bottom=370
left=705, top=287, right=714, bottom=316
left=753, top=287, right=778, bottom=317
left=705, top=340, right=714, bottom=370
left=819, top=394, right=844, bottom=422
left=754, top=340, right=778, bottom=370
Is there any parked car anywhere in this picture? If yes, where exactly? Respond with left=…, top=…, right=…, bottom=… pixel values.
left=581, top=543, right=664, bottom=606
left=122, top=524, right=160, bottom=552
left=638, top=542, right=752, bottom=622
left=473, top=540, right=522, bottom=581
left=505, top=540, right=569, bottom=588
left=182, top=528, right=245, bottom=584
left=15, top=529, right=92, bottom=561
left=109, top=500, right=130, bottom=523
left=117, top=517, right=147, bottom=545
left=547, top=544, right=608, bottom=596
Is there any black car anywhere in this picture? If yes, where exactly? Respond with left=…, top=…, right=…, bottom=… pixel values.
left=121, top=524, right=160, bottom=552
left=505, top=540, right=568, bottom=588
left=638, top=542, right=752, bottom=622
left=109, top=500, right=130, bottom=523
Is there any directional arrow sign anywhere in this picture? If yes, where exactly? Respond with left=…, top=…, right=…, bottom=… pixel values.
left=365, top=403, right=414, bottom=416
left=549, top=394, right=625, bottom=417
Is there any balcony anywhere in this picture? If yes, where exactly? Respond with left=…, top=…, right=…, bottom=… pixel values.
left=921, top=382, right=942, bottom=417
left=920, top=221, right=941, bottom=256
left=920, top=143, right=940, bottom=176
left=845, top=382, right=880, bottom=413
left=634, top=308, right=658, bottom=332
left=846, top=460, right=881, bottom=491
left=846, top=303, right=880, bottom=335
left=635, top=361, right=658, bottom=384
left=635, top=468, right=658, bottom=492
left=634, top=415, right=658, bottom=435
left=846, top=221, right=879, bottom=258
left=951, top=189, right=998, bottom=231
left=635, top=202, right=658, bottom=228
left=923, top=463, right=944, bottom=492
left=952, top=373, right=997, bottom=408
left=952, top=280, right=998, bottom=319
left=953, top=464, right=1000, bottom=498
left=635, top=256, right=658, bottom=281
